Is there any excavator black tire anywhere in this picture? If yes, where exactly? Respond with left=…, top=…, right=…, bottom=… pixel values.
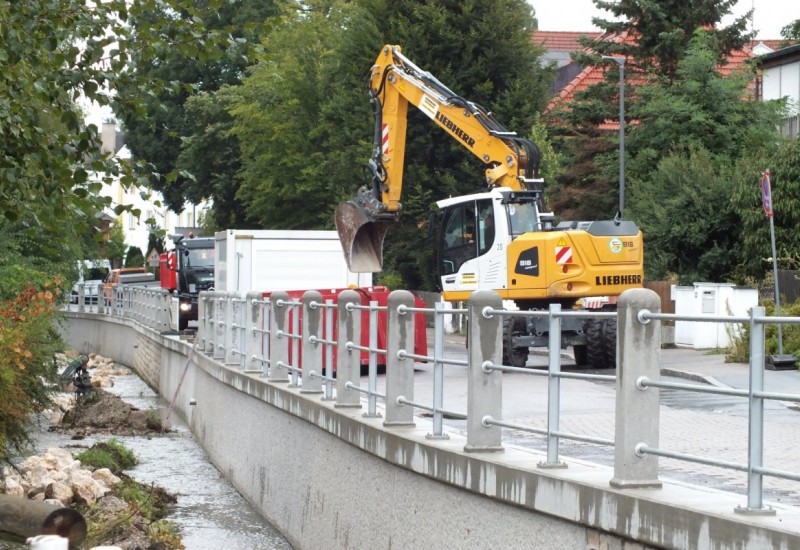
left=502, top=316, right=529, bottom=368
left=584, top=319, right=608, bottom=369
left=603, top=317, right=618, bottom=369
left=584, top=318, right=617, bottom=369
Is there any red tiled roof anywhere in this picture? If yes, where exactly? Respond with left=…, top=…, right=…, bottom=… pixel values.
left=544, top=35, right=782, bottom=116
left=531, top=30, right=601, bottom=52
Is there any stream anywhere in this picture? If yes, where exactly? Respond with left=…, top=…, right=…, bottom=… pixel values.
left=1, top=373, right=293, bottom=550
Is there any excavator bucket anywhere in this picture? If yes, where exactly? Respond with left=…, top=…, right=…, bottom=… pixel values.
left=335, top=200, right=395, bottom=273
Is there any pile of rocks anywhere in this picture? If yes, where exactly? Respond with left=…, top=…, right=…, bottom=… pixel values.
left=1, top=447, right=120, bottom=507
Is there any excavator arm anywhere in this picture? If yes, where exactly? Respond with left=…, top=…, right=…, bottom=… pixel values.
left=336, top=44, right=543, bottom=272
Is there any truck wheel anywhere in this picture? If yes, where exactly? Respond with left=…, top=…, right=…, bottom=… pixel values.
left=572, top=344, right=588, bottom=367
left=502, top=316, right=529, bottom=368
left=585, top=319, right=607, bottom=369
left=602, top=318, right=617, bottom=369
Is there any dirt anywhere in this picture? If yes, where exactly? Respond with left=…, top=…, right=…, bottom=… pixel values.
left=58, top=389, right=162, bottom=437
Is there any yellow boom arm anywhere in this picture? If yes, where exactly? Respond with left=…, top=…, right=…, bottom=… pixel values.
left=336, top=44, right=542, bottom=271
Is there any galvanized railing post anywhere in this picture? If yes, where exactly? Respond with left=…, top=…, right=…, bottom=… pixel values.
left=289, top=299, right=300, bottom=387
left=384, top=290, right=416, bottom=427
left=364, top=300, right=381, bottom=418
left=213, top=295, right=226, bottom=361
left=261, top=298, right=272, bottom=378
left=335, top=290, right=362, bottom=409
left=428, top=301, right=448, bottom=439
left=205, top=292, right=217, bottom=355
left=611, top=288, right=662, bottom=489
left=77, top=283, right=85, bottom=313
left=269, top=291, right=290, bottom=383
left=245, top=291, right=262, bottom=372
left=301, top=291, right=323, bottom=394
left=323, top=299, right=335, bottom=400
left=541, top=303, right=566, bottom=468
left=224, top=292, right=238, bottom=365
left=197, top=291, right=207, bottom=348
left=736, top=306, right=774, bottom=515
left=465, top=291, right=503, bottom=452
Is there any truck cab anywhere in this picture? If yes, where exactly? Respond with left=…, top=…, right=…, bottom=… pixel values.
left=160, top=235, right=215, bottom=330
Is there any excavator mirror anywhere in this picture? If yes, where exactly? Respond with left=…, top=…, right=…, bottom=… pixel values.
left=335, top=200, right=394, bottom=273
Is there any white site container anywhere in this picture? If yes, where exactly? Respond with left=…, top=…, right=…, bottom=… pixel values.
left=674, top=282, right=758, bottom=349
left=214, top=229, right=372, bottom=294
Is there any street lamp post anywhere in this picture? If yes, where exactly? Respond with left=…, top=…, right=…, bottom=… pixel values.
left=602, top=56, right=626, bottom=220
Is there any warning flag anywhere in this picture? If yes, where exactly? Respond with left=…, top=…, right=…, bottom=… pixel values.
left=761, top=170, right=773, bottom=218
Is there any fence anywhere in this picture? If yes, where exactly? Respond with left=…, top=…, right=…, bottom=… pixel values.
left=70, top=285, right=800, bottom=515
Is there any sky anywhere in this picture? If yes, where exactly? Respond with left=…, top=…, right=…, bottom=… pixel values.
left=531, top=0, right=799, bottom=40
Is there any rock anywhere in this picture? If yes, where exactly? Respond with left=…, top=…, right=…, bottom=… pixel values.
left=45, top=481, right=74, bottom=505
left=93, top=468, right=121, bottom=488
left=3, top=476, right=24, bottom=497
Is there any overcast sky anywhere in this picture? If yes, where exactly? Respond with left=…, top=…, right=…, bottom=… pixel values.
left=531, top=0, right=799, bottom=39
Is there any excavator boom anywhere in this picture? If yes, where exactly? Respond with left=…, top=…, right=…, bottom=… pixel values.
left=336, top=44, right=542, bottom=272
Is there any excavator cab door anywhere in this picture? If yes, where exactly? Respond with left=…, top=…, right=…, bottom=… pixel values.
left=436, top=194, right=507, bottom=296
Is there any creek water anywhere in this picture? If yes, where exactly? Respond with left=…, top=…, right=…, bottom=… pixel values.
left=0, top=374, right=293, bottom=550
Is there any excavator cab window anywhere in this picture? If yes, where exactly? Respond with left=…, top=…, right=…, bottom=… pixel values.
left=439, top=202, right=478, bottom=275
left=502, top=192, right=544, bottom=237
left=477, top=199, right=494, bottom=255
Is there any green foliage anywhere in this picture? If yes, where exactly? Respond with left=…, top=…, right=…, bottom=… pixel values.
left=77, top=439, right=138, bottom=474
left=124, top=246, right=145, bottom=268
left=727, top=298, right=800, bottom=364
left=629, top=148, right=741, bottom=282
left=0, top=246, right=63, bottom=461
left=551, top=0, right=754, bottom=222
left=781, top=18, right=800, bottom=41
left=120, top=0, right=281, bottom=225
left=106, top=220, right=128, bottom=269
left=732, top=139, right=800, bottom=281
left=625, top=32, right=786, bottom=283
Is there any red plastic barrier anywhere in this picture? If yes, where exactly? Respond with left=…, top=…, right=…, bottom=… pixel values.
left=261, top=286, right=428, bottom=371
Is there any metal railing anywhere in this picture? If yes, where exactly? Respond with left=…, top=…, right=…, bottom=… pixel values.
left=70, top=286, right=800, bottom=515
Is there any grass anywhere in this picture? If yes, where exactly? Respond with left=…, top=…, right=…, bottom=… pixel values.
left=76, top=438, right=137, bottom=474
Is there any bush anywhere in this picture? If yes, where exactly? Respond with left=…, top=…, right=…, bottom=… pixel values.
left=77, top=438, right=138, bottom=473
left=726, top=297, right=800, bottom=364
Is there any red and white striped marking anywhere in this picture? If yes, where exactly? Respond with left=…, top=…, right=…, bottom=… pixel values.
left=382, top=123, right=389, bottom=156
left=555, top=238, right=572, bottom=264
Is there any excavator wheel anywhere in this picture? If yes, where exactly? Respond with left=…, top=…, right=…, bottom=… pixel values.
left=603, top=318, right=618, bottom=369
left=584, top=319, right=608, bottom=369
left=502, top=316, right=529, bottom=368
left=584, top=318, right=617, bottom=369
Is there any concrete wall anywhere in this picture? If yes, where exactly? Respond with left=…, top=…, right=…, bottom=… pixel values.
left=60, top=313, right=800, bottom=550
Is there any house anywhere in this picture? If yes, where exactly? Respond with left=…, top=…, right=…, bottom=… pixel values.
left=534, top=29, right=787, bottom=118
left=758, top=44, right=800, bottom=137
left=98, top=121, right=211, bottom=256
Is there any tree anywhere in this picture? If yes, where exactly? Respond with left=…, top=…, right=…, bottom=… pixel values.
left=106, top=220, right=128, bottom=269
left=626, top=32, right=786, bottom=282
left=781, top=18, right=800, bottom=42
left=0, top=0, right=236, bottom=462
left=732, top=139, right=800, bottom=280
left=125, top=246, right=145, bottom=268
left=232, top=0, right=553, bottom=289
left=119, top=0, right=281, bottom=225
left=548, top=0, right=754, bottom=221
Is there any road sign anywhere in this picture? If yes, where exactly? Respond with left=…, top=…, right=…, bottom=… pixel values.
left=761, top=170, right=773, bottom=218
left=147, top=248, right=160, bottom=267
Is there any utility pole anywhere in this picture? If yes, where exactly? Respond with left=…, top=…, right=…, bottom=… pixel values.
left=602, top=56, right=626, bottom=220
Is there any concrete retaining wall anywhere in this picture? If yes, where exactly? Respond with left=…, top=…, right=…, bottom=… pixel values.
left=60, top=313, right=800, bottom=550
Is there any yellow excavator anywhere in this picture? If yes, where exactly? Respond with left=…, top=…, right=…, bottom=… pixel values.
left=336, top=45, right=643, bottom=369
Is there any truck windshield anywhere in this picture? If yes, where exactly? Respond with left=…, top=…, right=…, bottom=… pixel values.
left=186, top=248, right=215, bottom=267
